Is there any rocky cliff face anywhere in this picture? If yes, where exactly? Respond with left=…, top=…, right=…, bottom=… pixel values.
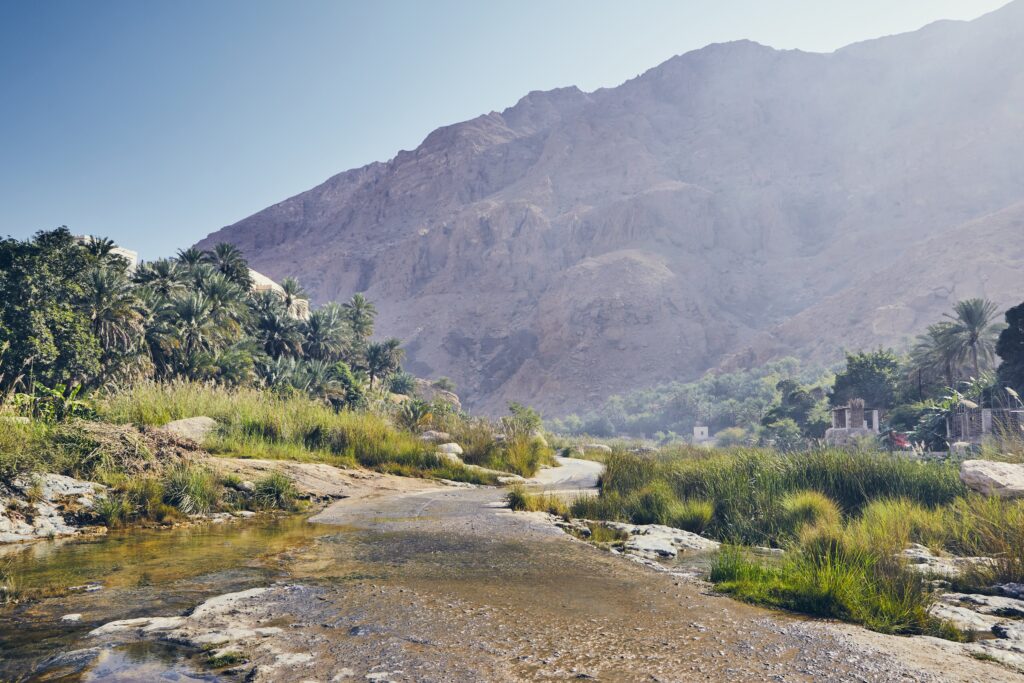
left=197, top=2, right=1024, bottom=414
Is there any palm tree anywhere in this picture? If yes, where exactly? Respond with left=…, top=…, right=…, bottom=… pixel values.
left=256, top=307, right=304, bottom=359
left=279, top=277, right=308, bottom=318
left=303, top=304, right=349, bottom=360
left=909, top=322, right=959, bottom=392
left=198, top=271, right=249, bottom=336
left=943, top=298, right=1006, bottom=380
left=137, top=288, right=176, bottom=376
left=365, top=337, right=404, bottom=390
left=169, top=293, right=220, bottom=358
left=175, top=247, right=205, bottom=270
left=133, top=258, right=186, bottom=299
left=203, top=243, right=252, bottom=289
left=342, top=293, right=376, bottom=340
left=83, top=266, right=143, bottom=353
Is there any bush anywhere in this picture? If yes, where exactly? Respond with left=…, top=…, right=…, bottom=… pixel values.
left=778, top=490, right=841, bottom=539
left=672, top=499, right=714, bottom=534
left=252, top=472, right=298, bottom=511
left=711, top=544, right=952, bottom=637
left=162, top=464, right=218, bottom=515
left=626, top=482, right=676, bottom=525
left=504, top=484, right=568, bottom=517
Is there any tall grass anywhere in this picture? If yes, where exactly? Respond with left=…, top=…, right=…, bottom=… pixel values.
left=711, top=543, right=956, bottom=638
left=98, top=382, right=495, bottom=483
left=590, top=448, right=964, bottom=545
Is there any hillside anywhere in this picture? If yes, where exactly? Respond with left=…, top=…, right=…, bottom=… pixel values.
left=197, top=1, right=1024, bottom=414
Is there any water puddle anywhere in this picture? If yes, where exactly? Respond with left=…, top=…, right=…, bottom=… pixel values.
left=0, top=515, right=336, bottom=680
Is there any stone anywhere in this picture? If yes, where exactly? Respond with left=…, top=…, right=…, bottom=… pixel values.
left=939, top=592, right=1024, bottom=618
left=583, top=444, right=612, bottom=454
left=960, top=459, right=1024, bottom=498
left=996, top=583, right=1024, bottom=599
left=436, top=442, right=464, bottom=456
left=596, top=521, right=719, bottom=560
left=1, top=474, right=104, bottom=545
left=158, top=416, right=218, bottom=444
left=899, top=544, right=994, bottom=578
left=419, top=430, right=452, bottom=443
left=61, top=613, right=83, bottom=623
left=927, top=602, right=1002, bottom=636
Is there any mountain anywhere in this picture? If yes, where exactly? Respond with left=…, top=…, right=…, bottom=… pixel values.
left=197, top=2, right=1024, bottom=414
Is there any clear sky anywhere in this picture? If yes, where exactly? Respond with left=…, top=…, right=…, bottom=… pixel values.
left=0, top=0, right=1008, bottom=259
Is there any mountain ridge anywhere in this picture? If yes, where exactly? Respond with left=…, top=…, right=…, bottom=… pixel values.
left=198, top=1, right=1024, bottom=414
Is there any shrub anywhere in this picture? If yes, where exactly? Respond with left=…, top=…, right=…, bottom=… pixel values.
left=162, top=464, right=218, bottom=515
left=94, top=494, right=133, bottom=527
left=252, top=472, right=298, bottom=511
left=778, top=490, right=841, bottom=539
left=505, top=484, right=568, bottom=517
left=626, top=482, right=677, bottom=525
left=672, top=499, right=715, bottom=534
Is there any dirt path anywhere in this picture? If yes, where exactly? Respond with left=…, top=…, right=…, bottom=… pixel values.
left=82, top=459, right=1021, bottom=682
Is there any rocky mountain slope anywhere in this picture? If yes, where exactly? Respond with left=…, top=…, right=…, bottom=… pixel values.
left=198, top=1, right=1024, bottom=414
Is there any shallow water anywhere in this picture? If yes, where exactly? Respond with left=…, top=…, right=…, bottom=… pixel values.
left=0, top=515, right=334, bottom=680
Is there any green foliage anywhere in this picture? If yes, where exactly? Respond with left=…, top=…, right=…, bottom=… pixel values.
left=0, top=229, right=394, bottom=408
left=997, top=300, right=1024, bottom=395
left=710, top=544, right=950, bottom=637
left=777, top=490, right=841, bottom=539
left=830, top=350, right=900, bottom=410
left=549, top=358, right=831, bottom=439
left=252, top=472, right=298, bottom=511
left=432, top=376, right=456, bottom=392
left=0, top=228, right=103, bottom=392
left=162, top=464, right=219, bottom=515
left=388, top=371, right=417, bottom=396
left=591, top=447, right=964, bottom=546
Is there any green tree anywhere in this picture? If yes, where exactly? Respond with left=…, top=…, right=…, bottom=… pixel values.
left=203, top=243, right=253, bottom=289
left=279, top=277, right=308, bottom=318
left=342, top=293, right=376, bottom=340
left=830, top=350, right=900, bottom=410
left=365, top=337, right=403, bottom=389
left=0, top=228, right=102, bottom=391
left=303, top=304, right=349, bottom=361
left=943, top=298, right=1005, bottom=380
left=996, top=301, right=1024, bottom=394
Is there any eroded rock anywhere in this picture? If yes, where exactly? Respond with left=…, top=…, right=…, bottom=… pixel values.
left=158, top=416, right=218, bottom=444
left=960, top=459, right=1024, bottom=499
left=0, top=474, right=105, bottom=544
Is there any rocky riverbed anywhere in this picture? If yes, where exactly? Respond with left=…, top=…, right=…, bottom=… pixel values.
left=45, top=458, right=1019, bottom=682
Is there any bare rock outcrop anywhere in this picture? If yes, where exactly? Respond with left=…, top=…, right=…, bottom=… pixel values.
left=960, top=459, right=1024, bottom=499
left=197, top=2, right=1024, bottom=414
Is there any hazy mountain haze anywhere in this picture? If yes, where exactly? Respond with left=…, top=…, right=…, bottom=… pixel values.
left=0, top=1, right=1007, bottom=259
left=197, top=1, right=1024, bottom=414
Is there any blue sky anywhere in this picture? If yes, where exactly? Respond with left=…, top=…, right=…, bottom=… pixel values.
left=0, top=0, right=1008, bottom=259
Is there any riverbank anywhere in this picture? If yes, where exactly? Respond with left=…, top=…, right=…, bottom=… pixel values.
left=57, top=459, right=1018, bottom=682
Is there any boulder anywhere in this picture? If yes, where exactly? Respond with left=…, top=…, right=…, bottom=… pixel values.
left=1, top=474, right=105, bottom=544
left=583, top=443, right=612, bottom=454
left=597, top=521, right=720, bottom=560
left=419, top=430, right=452, bottom=443
left=928, top=601, right=1003, bottom=636
left=413, top=379, right=462, bottom=412
left=436, top=443, right=464, bottom=456
left=960, top=459, right=1024, bottom=498
left=158, top=416, right=218, bottom=444
left=899, top=543, right=994, bottom=578
left=939, top=592, right=1024, bottom=618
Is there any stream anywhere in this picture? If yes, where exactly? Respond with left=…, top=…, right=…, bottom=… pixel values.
left=0, top=515, right=335, bottom=680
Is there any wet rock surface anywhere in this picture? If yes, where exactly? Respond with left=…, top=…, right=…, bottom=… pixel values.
left=0, top=473, right=104, bottom=544
left=77, top=467, right=1020, bottom=682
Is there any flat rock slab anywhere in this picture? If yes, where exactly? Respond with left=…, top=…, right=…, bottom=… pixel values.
left=599, top=521, right=720, bottom=559
left=960, top=459, right=1024, bottom=498
left=158, top=416, right=218, bottom=444
left=939, top=592, right=1024, bottom=618
left=0, top=473, right=104, bottom=544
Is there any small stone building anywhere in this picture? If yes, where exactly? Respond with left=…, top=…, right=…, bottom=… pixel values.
left=824, top=399, right=880, bottom=446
